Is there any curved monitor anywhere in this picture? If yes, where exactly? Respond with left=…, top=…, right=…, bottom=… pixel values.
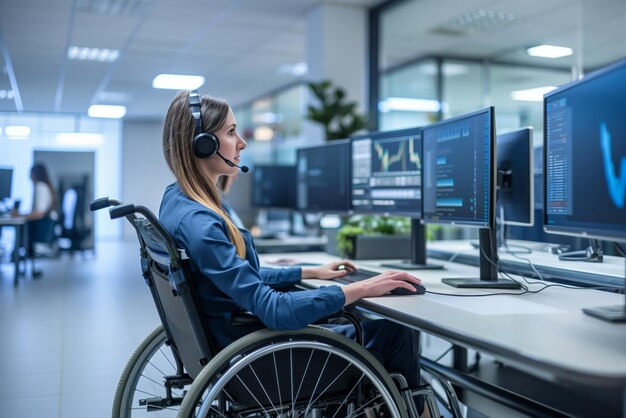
left=351, top=127, right=422, bottom=217
left=544, top=58, right=626, bottom=242
left=296, top=140, right=351, bottom=213
left=422, top=107, right=496, bottom=228
left=497, top=127, right=534, bottom=226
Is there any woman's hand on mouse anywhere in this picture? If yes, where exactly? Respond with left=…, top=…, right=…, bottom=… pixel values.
left=342, top=271, right=422, bottom=305
left=301, top=260, right=357, bottom=280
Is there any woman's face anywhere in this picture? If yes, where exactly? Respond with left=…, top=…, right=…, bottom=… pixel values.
left=203, top=107, right=247, bottom=182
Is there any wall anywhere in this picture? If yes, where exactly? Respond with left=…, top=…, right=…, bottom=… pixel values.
left=122, top=120, right=174, bottom=238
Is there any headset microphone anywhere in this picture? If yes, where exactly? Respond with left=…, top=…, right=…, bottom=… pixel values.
left=217, top=151, right=249, bottom=173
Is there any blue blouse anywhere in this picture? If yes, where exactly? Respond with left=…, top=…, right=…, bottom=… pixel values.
left=159, top=183, right=345, bottom=348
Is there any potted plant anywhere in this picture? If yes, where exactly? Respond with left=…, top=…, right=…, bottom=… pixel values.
left=335, top=215, right=412, bottom=260
left=307, top=80, right=368, bottom=140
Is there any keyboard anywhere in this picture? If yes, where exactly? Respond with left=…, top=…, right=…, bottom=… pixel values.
left=333, top=268, right=379, bottom=285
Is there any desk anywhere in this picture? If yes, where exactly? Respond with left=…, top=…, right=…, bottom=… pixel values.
left=260, top=251, right=626, bottom=417
left=0, top=216, right=27, bottom=286
left=428, top=239, right=626, bottom=288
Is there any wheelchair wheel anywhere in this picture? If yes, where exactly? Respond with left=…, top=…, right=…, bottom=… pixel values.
left=112, top=325, right=186, bottom=417
left=179, top=326, right=409, bottom=418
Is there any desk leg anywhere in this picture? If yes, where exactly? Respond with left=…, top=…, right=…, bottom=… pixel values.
left=12, top=224, right=23, bottom=286
left=453, top=346, right=468, bottom=400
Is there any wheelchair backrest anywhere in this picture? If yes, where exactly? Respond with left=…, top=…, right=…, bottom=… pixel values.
left=133, top=217, right=215, bottom=378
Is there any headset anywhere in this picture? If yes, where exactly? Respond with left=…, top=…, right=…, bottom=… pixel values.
left=187, top=90, right=249, bottom=172
left=188, top=90, right=220, bottom=158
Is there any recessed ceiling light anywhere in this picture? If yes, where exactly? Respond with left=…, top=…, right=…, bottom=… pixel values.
left=56, top=132, right=104, bottom=146
left=0, top=90, right=15, bottom=100
left=511, top=86, right=557, bottom=102
left=6, top=125, right=31, bottom=139
left=68, top=46, right=120, bottom=62
left=527, top=45, right=573, bottom=59
left=88, top=104, right=127, bottom=118
left=152, top=74, right=205, bottom=90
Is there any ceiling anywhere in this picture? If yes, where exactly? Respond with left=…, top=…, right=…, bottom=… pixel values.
left=0, top=0, right=625, bottom=121
left=0, top=0, right=383, bottom=121
left=381, top=0, right=626, bottom=72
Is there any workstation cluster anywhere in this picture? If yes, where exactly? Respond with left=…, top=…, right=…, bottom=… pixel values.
left=247, top=58, right=626, bottom=417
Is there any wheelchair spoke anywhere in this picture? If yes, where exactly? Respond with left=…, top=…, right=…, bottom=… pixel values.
left=234, top=373, right=271, bottom=416
left=330, top=373, right=366, bottom=418
left=292, top=348, right=315, bottom=413
left=302, top=362, right=352, bottom=415
left=248, top=363, right=280, bottom=415
left=158, top=346, right=177, bottom=371
left=345, top=394, right=383, bottom=418
left=301, top=351, right=331, bottom=417
left=272, top=352, right=283, bottom=408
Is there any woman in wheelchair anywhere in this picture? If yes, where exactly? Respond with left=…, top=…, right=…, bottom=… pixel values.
left=153, top=90, right=432, bottom=416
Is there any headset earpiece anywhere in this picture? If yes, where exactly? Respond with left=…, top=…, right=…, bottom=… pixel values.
left=188, top=90, right=220, bottom=158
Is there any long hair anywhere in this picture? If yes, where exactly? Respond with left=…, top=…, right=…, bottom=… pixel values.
left=162, top=91, right=246, bottom=258
left=31, top=163, right=58, bottom=213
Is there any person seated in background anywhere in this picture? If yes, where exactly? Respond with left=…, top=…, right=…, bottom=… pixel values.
left=13, top=163, right=58, bottom=265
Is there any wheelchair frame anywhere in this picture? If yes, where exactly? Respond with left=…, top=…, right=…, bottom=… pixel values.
left=91, top=197, right=453, bottom=418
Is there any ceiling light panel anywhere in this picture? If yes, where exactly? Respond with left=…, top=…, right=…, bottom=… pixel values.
left=152, top=74, right=205, bottom=90
left=436, top=9, right=517, bottom=35
left=68, top=46, right=120, bottom=62
left=527, top=45, right=573, bottom=58
left=76, top=0, right=157, bottom=17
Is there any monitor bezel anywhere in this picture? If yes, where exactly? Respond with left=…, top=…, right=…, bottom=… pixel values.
left=350, top=126, right=423, bottom=219
left=295, top=139, right=353, bottom=215
left=497, top=127, right=534, bottom=227
left=422, top=106, right=496, bottom=229
left=543, top=58, right=626, bottom=242
left=250, top=164, right=297, bottom=210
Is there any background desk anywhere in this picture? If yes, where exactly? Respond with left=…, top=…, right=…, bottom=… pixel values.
left=0, top=216, right=27, bottom=286
left=260, top=251, right=626, bottom=417
left=254, top=235, right=326, bottom=254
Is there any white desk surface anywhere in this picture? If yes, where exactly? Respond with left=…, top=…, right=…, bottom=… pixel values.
left=259, top=251, right=626, bottom=388
left=429, top=239, right=626, bottom=279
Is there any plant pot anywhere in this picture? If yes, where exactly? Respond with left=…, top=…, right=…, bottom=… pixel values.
left=348, top=234, right=411, bottom=260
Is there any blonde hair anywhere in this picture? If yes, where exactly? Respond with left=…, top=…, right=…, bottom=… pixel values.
left=162, top=91, right=246, bottom=258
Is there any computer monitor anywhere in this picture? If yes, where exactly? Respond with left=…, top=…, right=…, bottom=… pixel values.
left=497, top=127, right=534, bottom=227
left=251, top=165, right=296, bottom=209
left=544, top=58, right=626, bottom=322
left=351, top=128, right=441, bottom=269
left=423, top=107, right=519, bottom=288
left=351, top=128, right=422, bottom=217
left=296, top=140, right=351, bottom=213
left=0, top=168, right=12, bottom=200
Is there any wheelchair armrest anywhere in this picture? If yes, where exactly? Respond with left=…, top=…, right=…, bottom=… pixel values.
left=232, top=311, right=265, bottom=328
left=313, top=309, right=364, bottom=346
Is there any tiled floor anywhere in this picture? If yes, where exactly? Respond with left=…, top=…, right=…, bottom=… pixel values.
left=0, top=239, right=460, bottom=418
left=0, top=240, right=159, bottom=418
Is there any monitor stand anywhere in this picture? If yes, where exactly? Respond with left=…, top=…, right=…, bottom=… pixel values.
left=381, top=219, right=444, bottom=270
left=582, top=255, right=626, bottom=322
left=442, top=228, right=522, bottom=289
left=558, top=239, right=604, bottom=263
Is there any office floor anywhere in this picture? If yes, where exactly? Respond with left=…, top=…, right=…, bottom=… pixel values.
left=0, top=240, right=158, bottom=418
left=0, top=239, right=529, bottom=418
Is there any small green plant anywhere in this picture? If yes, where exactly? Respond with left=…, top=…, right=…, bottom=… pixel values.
left=307, top=80, right=368, bottom=140
left=336, top=215, right=410, bottom=257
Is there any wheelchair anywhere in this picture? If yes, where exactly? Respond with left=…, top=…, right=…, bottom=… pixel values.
left=91, top=198, right=461, bottom=418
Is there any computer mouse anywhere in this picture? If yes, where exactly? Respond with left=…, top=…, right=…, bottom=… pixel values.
left=389, top=282, right=426, bottom=296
